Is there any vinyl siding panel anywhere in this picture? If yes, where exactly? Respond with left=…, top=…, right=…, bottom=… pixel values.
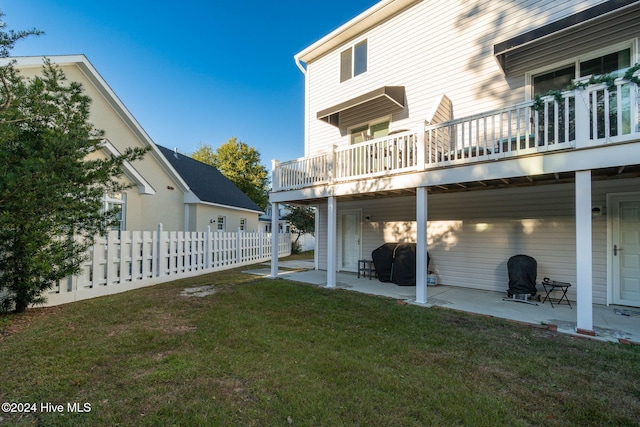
left=304, top=0, right=629, bottom=158
left=315, top=177, right=640, bottom=304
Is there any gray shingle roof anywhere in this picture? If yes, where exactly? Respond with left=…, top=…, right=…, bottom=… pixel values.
left=157, top=145, right=262, bottom=213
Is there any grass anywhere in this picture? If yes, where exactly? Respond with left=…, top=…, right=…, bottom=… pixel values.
left=1, top=257, right=639, bottom=426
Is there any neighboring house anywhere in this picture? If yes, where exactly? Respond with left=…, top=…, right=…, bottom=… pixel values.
left=269, top=0, right=640, bottom=335
left=260, top=203, right=316, bottom=252
left=259, top=203, right=290, bottom=234
left=157, top=146, right=263, bottom=232
left=10, top=55, right=263, bottom=231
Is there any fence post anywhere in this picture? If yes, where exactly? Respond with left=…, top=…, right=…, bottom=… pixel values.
left=205, top=226, right=211, bottom=269
left=156, top=223, right=164, bottom=277
left=236, top=228, right=242, bottom=264
left=105, top=231, right=118, bottom=286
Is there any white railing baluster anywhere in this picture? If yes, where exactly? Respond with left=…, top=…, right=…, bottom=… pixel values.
left=272, top=78, right=639, bottom=189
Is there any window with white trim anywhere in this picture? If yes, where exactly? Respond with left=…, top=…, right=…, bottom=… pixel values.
left=350, top=120, right=389, bottom=144
left=103, top=192, right=126, bottom=231
left=240, top=218, right=247, bottom=231
left=530, top=46, right=634, bottom=140
left=532, top=47, right=631, bottom=95
left=340, top=40, right=367, bottom=83
left=217, top=216, right=225, bottom=231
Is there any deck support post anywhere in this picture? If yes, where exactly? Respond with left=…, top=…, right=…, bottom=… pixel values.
left=416, top=187, right=428, bottom=304
left=270, top=202, right=279, bottom=278
left=575, top=170, right=594, bottom=334
left=327, top=196, right=337, bottom=288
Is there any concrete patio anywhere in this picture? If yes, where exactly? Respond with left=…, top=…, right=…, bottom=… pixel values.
left=246, top=260, right=640, bottom=344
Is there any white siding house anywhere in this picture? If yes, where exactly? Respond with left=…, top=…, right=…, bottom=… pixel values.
left=270, top=0, right=640, bottom=336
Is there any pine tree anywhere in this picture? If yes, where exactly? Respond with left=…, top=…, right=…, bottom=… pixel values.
left=0, top=17, right=147, bottom=312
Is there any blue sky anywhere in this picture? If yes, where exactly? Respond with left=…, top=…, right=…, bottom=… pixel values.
left=1, top=0, right=377, bottom=169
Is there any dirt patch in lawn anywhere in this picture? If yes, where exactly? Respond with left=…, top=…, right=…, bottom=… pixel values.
left=179, top=285, right=218, bottom=298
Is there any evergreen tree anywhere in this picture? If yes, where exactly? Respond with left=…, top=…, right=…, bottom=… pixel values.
left=0, top=17, right=147, bottom=312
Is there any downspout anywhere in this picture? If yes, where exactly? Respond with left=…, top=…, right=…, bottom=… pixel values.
left=294, top=54, right=310, bottom=158
left=294, top=55, right=307, bottom=75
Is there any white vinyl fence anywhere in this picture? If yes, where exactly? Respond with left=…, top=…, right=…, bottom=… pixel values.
left=44, top=224, right=291, bottom=307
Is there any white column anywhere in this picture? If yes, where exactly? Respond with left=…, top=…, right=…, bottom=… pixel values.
left=575, top=170, right=593, bottom=334
left=313, top=205, right=320, bottom=270
left=416, top=187, right=428, bottom=304
left=270, top=202, right=279, bottom=278
left=327, top=196, right=337, bottom=288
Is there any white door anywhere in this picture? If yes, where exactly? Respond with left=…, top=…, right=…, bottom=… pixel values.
left=611, top=194, right=640, bottom=307
left=339, top=211, right=361, bottom=272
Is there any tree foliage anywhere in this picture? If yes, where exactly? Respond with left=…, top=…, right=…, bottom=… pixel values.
left=0, top=18, right=148, bottom=312
left=192, top=137, right=270, bottom=210
left=283, top=205, right=315, bottom=244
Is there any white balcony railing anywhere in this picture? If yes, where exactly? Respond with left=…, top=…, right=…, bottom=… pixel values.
left=273, top=78, right=640, bottom=192
left=335, top=130, right=419, bottom=180
left=273, top=153, right=330, bottom=191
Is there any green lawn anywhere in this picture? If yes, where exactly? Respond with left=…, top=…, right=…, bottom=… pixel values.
left=1, top=261, right=639, bottom=426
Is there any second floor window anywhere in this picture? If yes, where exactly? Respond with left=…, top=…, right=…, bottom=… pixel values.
left=340, top=40, right=367, bottom=83
left=531, top=46, right=633, bottom=140
left=532, top=48, right=631, bottom=96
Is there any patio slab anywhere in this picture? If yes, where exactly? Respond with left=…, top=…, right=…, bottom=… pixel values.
left=245, top=263, right=640, bottom=344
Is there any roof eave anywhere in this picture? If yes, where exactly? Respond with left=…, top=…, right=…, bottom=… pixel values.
left=294, top=0, right=421, bottom=66
left=5, top=55, right=192, bottom=194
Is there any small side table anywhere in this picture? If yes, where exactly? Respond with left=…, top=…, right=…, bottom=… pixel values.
left=541, top=278, right=572, bottom=308
left=358, top=259, right=376, bottom=279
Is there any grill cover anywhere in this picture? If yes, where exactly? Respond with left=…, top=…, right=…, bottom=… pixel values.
left=507, top=254, right=537, bottom=296
left=371, top=243, right=429, bottom=286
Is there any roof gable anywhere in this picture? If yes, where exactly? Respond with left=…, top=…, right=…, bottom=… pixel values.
left=6, top=55, right=192, bottom=194
left=157, top=145, right=263, bottom=213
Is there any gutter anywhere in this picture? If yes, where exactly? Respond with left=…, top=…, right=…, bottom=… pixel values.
left=294, top=55, right=306, bottom=75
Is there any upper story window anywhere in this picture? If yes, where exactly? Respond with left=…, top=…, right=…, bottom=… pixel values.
left=350, top=120, right=389, bottom=144
left=340, top=40, right=368, bottom=83
left=532, top=48, right=631, bottom=95
left=217, top=216, right=226, bottom=231
left=240, top=218, right=247, bottom=231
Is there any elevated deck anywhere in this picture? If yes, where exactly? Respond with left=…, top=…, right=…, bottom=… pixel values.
left=272, top=77, right=640, bottom=203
